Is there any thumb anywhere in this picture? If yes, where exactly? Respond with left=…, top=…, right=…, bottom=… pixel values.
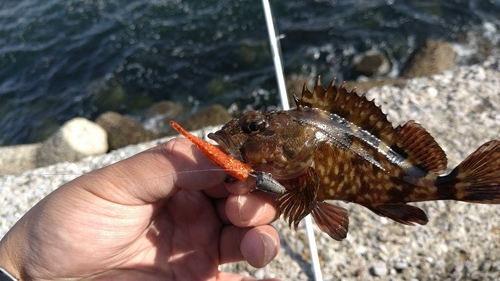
left=75, top=138, right=229, bottom=204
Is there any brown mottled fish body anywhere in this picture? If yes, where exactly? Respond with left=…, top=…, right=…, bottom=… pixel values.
left=208, top=77, right=500, bottom=240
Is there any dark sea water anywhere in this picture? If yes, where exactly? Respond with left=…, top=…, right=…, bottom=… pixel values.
left=1, top=0, right=499, bottom=145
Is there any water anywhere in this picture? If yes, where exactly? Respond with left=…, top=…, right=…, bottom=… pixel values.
left=1, top=0, right=499, bottom=145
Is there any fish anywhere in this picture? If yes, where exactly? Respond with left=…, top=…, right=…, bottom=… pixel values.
left=184, top=76, right=500, bottom=241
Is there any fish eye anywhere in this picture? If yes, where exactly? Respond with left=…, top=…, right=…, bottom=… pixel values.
left=243, top=119, right=266, bottom=133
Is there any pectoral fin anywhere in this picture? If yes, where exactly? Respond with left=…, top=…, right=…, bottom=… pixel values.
left=311, top=202, right=349, bottom=241
left=367, top=204, right=428, bottom=226
left=276, top=167, right=319, bottom=230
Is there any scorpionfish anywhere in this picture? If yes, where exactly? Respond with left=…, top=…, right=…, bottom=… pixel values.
left=207, top=77, right=500, bottom=240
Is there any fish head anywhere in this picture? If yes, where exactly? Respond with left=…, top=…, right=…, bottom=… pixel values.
left=208, top=109, right=316, bottom=179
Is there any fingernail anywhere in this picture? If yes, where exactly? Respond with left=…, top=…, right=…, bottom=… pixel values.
left=259, top=232, right=277, bottom=265
left=237, top=195, right=265, bottom=224
left=237, top=195, right=244, bottom=221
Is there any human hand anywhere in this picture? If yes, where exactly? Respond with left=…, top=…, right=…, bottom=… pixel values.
left=0, top=138, right=280, bottom=281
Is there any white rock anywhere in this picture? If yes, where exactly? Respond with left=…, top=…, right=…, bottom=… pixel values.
left=370, top=262, right=389, bottom=276
left=253, top=268, right=265, bottom=279
left=36, top=118, right=108, bottom=167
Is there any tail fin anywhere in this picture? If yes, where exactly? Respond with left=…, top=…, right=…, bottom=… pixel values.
left=436, top=140, right=500, bottom=203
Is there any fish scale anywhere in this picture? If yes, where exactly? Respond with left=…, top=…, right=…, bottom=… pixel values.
left=205, top=76, right=500, bottom=240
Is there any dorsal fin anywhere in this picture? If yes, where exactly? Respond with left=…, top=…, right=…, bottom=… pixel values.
left=297, top=76, right=395, bottom=143
left=297, top=76, right=448, bottom=173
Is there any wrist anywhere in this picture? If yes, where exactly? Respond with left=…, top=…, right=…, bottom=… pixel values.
left=0, top=255, right=20, bottom=281
left=0, top=266, right=18, bottom=281
left=0, top=235, right=22, bottom=281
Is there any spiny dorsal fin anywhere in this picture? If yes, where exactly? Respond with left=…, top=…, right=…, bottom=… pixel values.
left=297, top=76, right=448, bottom=174
left=297, top=76, right=394, bottom=142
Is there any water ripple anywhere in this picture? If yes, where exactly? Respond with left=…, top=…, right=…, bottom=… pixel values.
left=0, top=0, right=499, bottom=145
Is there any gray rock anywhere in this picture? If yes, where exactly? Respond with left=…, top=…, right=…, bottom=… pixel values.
left=394, top=260, right=408, bottom=272
left=170, top=104, right=232, bottom=135
left=0, top=143, right=41, bottom=175
left=36, top=118, right=108, bottom=167
left=145, top=101, right=184, bottom=119
left=401, top=39, right=457, bottom=78
left=344, top=77, right=406, bottom=94
left=345, top=40, right=456, bottom=93
left=144, top=100, right=185, bottom=135
left=96, top=111, right=156, bottom=150
left=353, top=51, right=392, bottom=77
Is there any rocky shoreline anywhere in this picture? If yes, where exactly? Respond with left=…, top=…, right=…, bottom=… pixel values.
left=2, top=43, right=500, bottom=279
left=0, top=39, right=463, bottom=176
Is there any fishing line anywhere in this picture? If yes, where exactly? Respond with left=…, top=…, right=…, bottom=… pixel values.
left=261, top=1, right=323, bottom=280
left=37, top=168, right=258, bottom=182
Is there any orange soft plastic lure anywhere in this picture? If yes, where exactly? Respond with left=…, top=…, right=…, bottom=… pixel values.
left=169, top=120, right=252, bottom=181
left=169, top=121, right=286, bottom=194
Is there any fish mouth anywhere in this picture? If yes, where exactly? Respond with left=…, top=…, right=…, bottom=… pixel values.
left=208, top=131, right=244, bottom=161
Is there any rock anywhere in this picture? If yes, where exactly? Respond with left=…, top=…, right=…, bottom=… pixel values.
left=145, top=100, right=184, bottom=119
left=174, top=104, right=232, bottom=133
left=0, top=118, right=109, bottom=174
left=143, top=101, right=185, bottom=135
left=401, top=39, right=457, bottom=78
left=370, top=262, right=389, bottom=276
left=345, top=40, right=456, bottom=94
left=0, top=143, right=42, bottom=175
left=36, top=118, right=108, bottom=167
left=254, top=268, right=266, bottom=279
left=353, top=52, right=392, bottom=77
left=344, top=77, right=407, bottom=94
left=96, top=111, right=156, bottom=150
left=394, top=260, right=409, bottom=272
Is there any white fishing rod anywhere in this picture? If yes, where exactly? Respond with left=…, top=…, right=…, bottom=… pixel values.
left=261, top=1, right=323, bottom=281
